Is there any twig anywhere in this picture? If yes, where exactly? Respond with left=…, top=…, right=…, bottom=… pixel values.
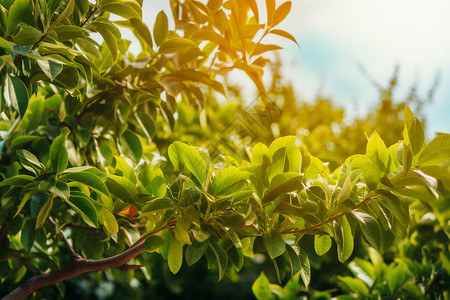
left=47, top=217, right=81, bottom=259
left=281, top=196, right=375, bottom=235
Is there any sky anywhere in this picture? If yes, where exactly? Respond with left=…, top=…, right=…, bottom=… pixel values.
left=131, top=0, right=450, bottom=136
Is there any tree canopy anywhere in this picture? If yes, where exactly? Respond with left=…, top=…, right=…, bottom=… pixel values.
left=0, top=0, right=449, bottom=299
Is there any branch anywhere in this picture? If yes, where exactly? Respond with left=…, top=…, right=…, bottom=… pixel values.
left=280, top=196, right=375, bottom=235
left=0, top=222, right=9, bottom=249
left=47, top=216, right=81, bottom=259
left=2, top=226, right=164, bottom=300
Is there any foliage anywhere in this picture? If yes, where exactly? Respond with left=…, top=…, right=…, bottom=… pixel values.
left=0, top=0, right=449, bottom=299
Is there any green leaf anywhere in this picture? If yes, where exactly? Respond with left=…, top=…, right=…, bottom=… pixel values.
left=49, top=127, right=70, bottom=174
left=30, top=192, right=49, bottom=217
left=285, top=244, right=301, bottom=277
left=65, top=193, right=98, bottom=227
left=168, top=236, right=183, bottom=274
left=153, top=10, right=168, bottom=46
left=102, top=1, right=141, bottom=20
left=0, top=175, right=34, bottom=187
left=49, top=181, right=70, bottom=201
left=36, top=196, right=53, bottom=229
left=337, top=169, right=360, bottom=204
left=0, top=37, right=13, bottom=53
left=209, top=240, right=228, bottom=281
left=52, top=0, right=75, bottom=27
left=120, top=130, right=142, bottom=163
left=335, top=215, right=354, bottom=263
left=145, top=235, right=165, bottom=252
left=37, top=59, right=63, bottom=81
left=13, top=25, right=42, bottom=45
left=348, top=257, right=376, bottom=287
left=136, top=112, right=155, bottom=142
left=101, top=209, right=118, bottom=234
left=14, top=190, right=34, bottom=217
left=210, top=167, right=250, bottom=196
left=185, top=240, right=209, bottom=266
left=7, top=0, right=30, bottom=34
left=139, top=166, right=166, bottom=197
left=16, top=149, right=43, bottom=175
left=142, top=198, right=173, bottom=212
left=403, top=106, right=425, bottom=156
left=252, top=272, right=272, bottom=300
left=416, top=134, right=450, bottom=166
left=168, top=141, right=207, bottom=184
left=262, top=231, right=285, bottom=259
left=337, top=276, right=369, bottom=296
left=4, top=74, right=29, bottom=118
left=158, top=37, right=197, bottom=54
left=299, top=247, right=311, bottom=288
left=10, top=135, right=43, bottom=148
left=263, top=173, right=303, bottom=204
left=21, top=219, right=35, bottom=252
left=62, top=171, right=110, bottom=198
left=94, top=24, right=118, bottom=62
left=352, top=211, right=381, bottom=249
left=105, top=175, right=136, bottom=204
left=314, top=235, right=332, bottom=256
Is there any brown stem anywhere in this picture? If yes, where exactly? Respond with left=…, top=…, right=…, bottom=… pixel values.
left=0, top=222, right=9, bottom=248
left=2, top=226, right=164, bottom=300
left=48, top=217, right=81, bottom=259
left=281, top=196, right=375, bottom=235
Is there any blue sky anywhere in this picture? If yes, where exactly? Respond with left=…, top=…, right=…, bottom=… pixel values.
left=135, top=0, right=449, bottom=136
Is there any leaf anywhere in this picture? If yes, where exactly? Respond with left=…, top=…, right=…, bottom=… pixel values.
left=37, top=59, right=63, bottom=81
left=21, top=220, right=35, bottom=252
left=49, top=127, right=70, bottom=174
left=352, top=211, right=381, bottom=249
left=105, top=175, right=137, bottom=204
left=403, top=106, right=425, bottom=156
left=158, top=37, right=197, bottom=54
left=142, top=198, right=173, bottom=212
left=14, top=190, right=34, bottom=218
left=153, top=10, right=168, bottom=46
left=262, top=231, right=285, bottom=259
left=120, top=130, right=142, bottom=163
left=262, top=173, right=303, bottom=204
left=337, top=169, right=360, bottom=204
left=101, top=209, right=118, bottom=234
left=314, top=235, right=332, bottom=256
left=185, top=240, right=209, bottom=266
left=299, top=247, right=311, bottom=287
left=65, top=193, right=98, bottom=227
left=252, top=272, right=272, bottom=300
left=412, top=168, right=439, bottom=199
left=168, top=237, right=183, bottom=274
left=0, top=37, right=13, bottom=53
left=10, top=136, right=43, bottom=148
left=94, top=24, right=118, bottom=63
left=136, top=112, right=155, bottom=142
left=13, top=25, right=42, bottom=45
left=265, top=0, right=276, bottom=26
left=168, top=141, right=207, bottom=184
left=49, top=181, right=70, bottom=201
left=30, top=192, right=49, bottom=217
left=52, top=0, right=75, bottom=27
left=0, top=175, right=34, bottom=187
left=210, top=167, right=250, bottom=196
left=251, top=43, right=283, bottom=57
left=285, top=244, right=301, bottom=276
left=4, top=74, right=29, bottom=118
left=416, top=134, right=450, bottom=166
left=335, top=215, right=354, bottom=263
left=144, top=235, right=165, bottom=252
left=139, top=166, right=166, bottom=197
left=36, top=196, right=53, bottom=229
left=209, top=240, right=228, bottom=281
left=102, top=1, right=141, bottom=20
left=272, top=1, right=291, bottom=26
left=62, top=171, right=110, bottom=198
left=7, top=0, right=29, bottom=34
left=337, top=276, right=370, bottom=296
left=270, top=29, right=300, bottom=47
left=348, top=257, right=376, bottom=287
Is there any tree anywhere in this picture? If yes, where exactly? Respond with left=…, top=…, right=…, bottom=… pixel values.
left=0, top=1, right=449, bottom=299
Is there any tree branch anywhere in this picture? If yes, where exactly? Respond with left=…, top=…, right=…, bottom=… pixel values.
left=280, top=196, right=376, bottom=235
left=1, top=225, right=165, bottom=300
left=47, top=216, right=81, bottom=259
